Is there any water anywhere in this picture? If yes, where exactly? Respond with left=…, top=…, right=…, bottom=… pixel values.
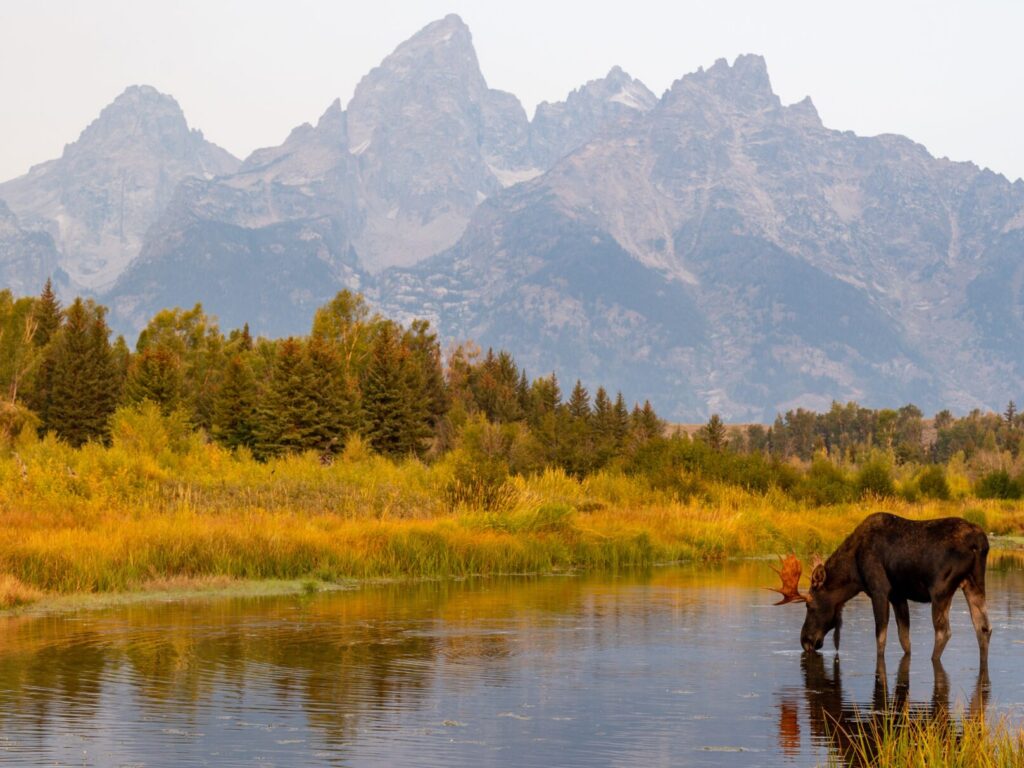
left=1, top=562, right=1023, bottom=767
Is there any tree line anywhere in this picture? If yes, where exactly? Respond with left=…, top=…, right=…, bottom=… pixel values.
left=0, top=283, right=664, bottom=473
left=3, top=281, right=1022, bottom=501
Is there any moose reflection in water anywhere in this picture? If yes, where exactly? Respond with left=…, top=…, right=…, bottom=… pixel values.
left=772, top=513, right=992, bottom=662
left=778, top=653, right=991, bottom=765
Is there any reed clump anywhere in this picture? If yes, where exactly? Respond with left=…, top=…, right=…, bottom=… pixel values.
left=0, top=425, right=1021, bottom=605
left=828, top=713, right=1024, bottom=767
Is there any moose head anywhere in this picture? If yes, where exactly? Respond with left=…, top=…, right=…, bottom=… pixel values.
left=769, top=554, right=843, bottom=653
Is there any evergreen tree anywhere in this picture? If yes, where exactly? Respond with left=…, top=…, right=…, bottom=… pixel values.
left=33, top=278, right=62, bottom=348
left=1005, top=400, right=1018, bottom=428
left=611, top=392, right=630, bottom=447
left=361, top=323, right=430, bottom=457
left=567, top=380, right=591, bottom=420
left=126, top=346, right=183, bottom=414
left=561, top=380, right=595, bottom=475
left=255, top=338, right=356, bottom=457
left=700, top=413, right=727, bottom=451
left=45, top=298, right=119, bottom=446
left=14, top=280, right=60, bottom=421
left=404, top=319, right=448, bottom=430
left=592, top=386, right=618, bottom=466
left=211, top=354, right=259, bottom=450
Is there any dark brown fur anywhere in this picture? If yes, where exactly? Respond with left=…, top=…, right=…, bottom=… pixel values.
left=800, top=512, right=991, bottom=662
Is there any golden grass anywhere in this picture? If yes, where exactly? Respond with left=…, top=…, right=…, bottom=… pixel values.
left=1, top=419, right=1022, bottom=605
left=828, top=713, right=1024, bottom=767
left=0, top=573, right=43, bottom=608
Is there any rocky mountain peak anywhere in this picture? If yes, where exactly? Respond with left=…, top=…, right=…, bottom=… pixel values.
left=66, top=85, right=197, bottom=160
left=530, top=67, right=656, bottom=167
left=665, top=53, right=780, bottom=113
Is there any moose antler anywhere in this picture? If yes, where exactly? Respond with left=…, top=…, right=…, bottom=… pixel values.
left=768, top=554, right=808, bottom=605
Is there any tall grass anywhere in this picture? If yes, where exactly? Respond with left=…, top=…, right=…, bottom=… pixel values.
left=0, top=410, right=1021, bottom=602
left=827, top=713, right=1024, bottom=767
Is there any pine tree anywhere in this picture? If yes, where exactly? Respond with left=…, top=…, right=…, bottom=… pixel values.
left=567, top=380, right=591, bottom=420
left=45, top=298, right=119, bottom=446
left=592, top=386, right=617, bottom=466
left=361, top=323, right=430, bottom=457
left=612, top=392, right=630, bottom=448
left=255, top=338, right=353, bottom=457
left=1005, top=401, right=1018, bottom=428
left=33, top=278, right=62, bottom=348
left=126, top=346, right=183, bottom=414
left=405, top=319, right=448, bottom=430
left=212, top=353, right=260, bottom=451
left=562, top=380, right=595, bottom=475
left=700, top=413, right=727, bottom=451
left=22, top=281, right=63, bottom=422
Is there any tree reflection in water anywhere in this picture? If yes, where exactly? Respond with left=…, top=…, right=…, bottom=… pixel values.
left=778, top=653, right=990, bottom=765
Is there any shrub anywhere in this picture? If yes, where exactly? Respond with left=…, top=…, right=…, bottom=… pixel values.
left=975, top=470, right=1021, bottom=500
left=916, top=465, right=951, bottom=500
left=797, top=459, right=855, bottom=506
left=856, top=456, right=895, bottom=499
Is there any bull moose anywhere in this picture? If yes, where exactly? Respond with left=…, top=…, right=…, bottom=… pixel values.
left=771, top=512, right=991, bottom=662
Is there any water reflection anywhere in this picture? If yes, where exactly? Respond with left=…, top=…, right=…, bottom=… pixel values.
left=0, top=565, right=1017, bottom=766
left=779, top=653, right=991, bottom=765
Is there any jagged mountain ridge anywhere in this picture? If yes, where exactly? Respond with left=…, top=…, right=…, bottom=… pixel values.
left=376, top=54, right=1024, bottom=420
left=107, top=14, right=658, bottom=333
left=2, top=15, right=1023, bottom=420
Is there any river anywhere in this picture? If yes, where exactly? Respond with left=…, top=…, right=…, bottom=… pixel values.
left=0, top=560, right=1021, bottom=766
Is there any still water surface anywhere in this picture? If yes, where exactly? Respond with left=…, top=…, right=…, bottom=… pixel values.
left=1, top=562, right=1023, bottom=766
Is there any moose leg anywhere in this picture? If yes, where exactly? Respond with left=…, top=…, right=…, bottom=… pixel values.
left=892, top=597, right=911, bottom=655
left=871, top=593, right=890, bottom=657
left=962, top=579, right=992, bottom=664
left=930, top=593, right=954, bottom=661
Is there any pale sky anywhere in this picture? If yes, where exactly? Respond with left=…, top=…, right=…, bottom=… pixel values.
left=2, top=0, right=1023, bottom=183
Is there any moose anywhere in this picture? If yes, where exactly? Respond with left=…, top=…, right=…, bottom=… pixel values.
left=771, top=512, right=992, bottom=662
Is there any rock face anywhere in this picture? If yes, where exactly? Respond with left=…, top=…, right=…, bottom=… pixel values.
left=108, top=14, right=553, bottom=333
left=0, top=86, right=239, bottom=292
left=344, top=13, right=537, bottom=271
left=0, top=199, right=63, bottom=296
left=377, top=55, right=1024, bottom=420
left=3, top=17, right=1024, bottom=419
left=530, top=65, right=656, bottom=168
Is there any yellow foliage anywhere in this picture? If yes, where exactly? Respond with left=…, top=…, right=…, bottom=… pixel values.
left=0, top=436, right=1021, bottom=599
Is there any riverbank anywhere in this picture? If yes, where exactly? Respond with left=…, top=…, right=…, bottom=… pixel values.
left=2, top=433, right=1023, bottom=609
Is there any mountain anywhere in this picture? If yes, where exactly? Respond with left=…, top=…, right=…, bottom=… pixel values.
left=377, top=55, right=1024, bottom=420
left=108, top=14, right=651, bottom=334
left=0, top=199, right=63, bottom=296
left=530, top=65, right=657, bottom=168
left=0, top=85, right=239, bottom=293
left=4, top=16, right=1024, bottom=419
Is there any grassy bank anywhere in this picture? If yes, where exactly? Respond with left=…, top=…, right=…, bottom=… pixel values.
left=1, top=426, right=1023, bottom=608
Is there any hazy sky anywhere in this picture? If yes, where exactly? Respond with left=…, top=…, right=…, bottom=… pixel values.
left=2, top=1, right=1023, bottom=183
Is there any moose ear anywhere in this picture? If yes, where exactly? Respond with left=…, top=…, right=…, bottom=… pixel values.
left=811, top=557, right=826, bottom=590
